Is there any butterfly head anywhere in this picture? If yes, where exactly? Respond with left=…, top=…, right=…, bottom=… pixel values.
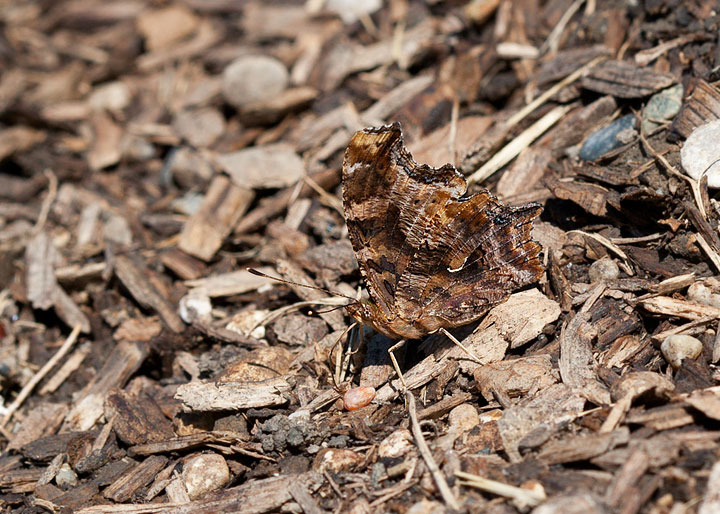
left=345, top=300, right=378, bottom=327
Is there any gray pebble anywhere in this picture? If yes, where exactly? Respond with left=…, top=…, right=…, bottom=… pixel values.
left=641, top=84, right=683, bottom=134
left=222, top=55, right=288, bottom=108
left=588, top=257, right=619, bottom=283
left=579, top=114, right=637, bottom=161
left=55, top=464, right=78, bottom=489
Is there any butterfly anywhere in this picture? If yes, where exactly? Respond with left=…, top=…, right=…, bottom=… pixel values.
left=341, top=122, right=543, bottom=341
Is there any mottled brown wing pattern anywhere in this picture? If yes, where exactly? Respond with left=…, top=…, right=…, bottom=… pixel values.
left=342, top=122, right=543, bottom=339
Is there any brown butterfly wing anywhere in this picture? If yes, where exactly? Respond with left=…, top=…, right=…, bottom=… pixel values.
left=342, top=123, right=466, bottom=320
left=342, top=122, right=543, bottom=337
left=405, top=201, right=543, bottom=328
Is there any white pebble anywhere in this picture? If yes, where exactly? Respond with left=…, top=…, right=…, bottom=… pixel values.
left=680, top=120, right=720, bottom=188
left=661, top=334, right=703, bottom=369
left=688, top=282, right=720, bottom=308
left=178, top=289, right=212, bottom=323
left=378, top=429, right=413, bottom=458
left=182, top=453, right=230, bottom=500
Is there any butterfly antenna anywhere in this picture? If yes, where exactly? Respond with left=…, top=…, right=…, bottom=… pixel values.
left=247, top=268, right=357, bottom=301
left=309, top=304, right=349, bottom=315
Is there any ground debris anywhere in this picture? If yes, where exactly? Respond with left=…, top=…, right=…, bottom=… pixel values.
left=2, top=1, right=720, bottom=512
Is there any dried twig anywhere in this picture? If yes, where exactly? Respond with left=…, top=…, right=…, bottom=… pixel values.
left=569, top=229, right=634, bottom=274
left=405, top=390, right=460, bottom=510
left=639, top=132, right=708, bottom=220
left=469, top=104, right=571, bottom=184
left=539, top=0, right=585, bottom=55
left=455, top=470, right=546, bottom=508
left=33, top=169, right=58, bottom=234
left=695, top=232, right=720, bottom=273
left=1, top=325, right=82, bottom=428
left=505, top=55, right=606, bottom=129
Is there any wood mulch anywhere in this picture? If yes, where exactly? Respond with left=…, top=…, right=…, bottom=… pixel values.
left=2, top=1, right=720, bottom=513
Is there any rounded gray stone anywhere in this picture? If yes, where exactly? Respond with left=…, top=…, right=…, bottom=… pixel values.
left=588, top=257, right=619, bottom=283
left=222, top=55, right=289, bottom=108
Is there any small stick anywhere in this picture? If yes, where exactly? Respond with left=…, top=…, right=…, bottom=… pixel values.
left=539, top=0, right=585, bottom=55
left=449, top=97, right=460, bottom=166
left=406, top=390, right=461, bottom=510
left=33, top=169, right=58, bottom=234
left=302, top=174, right=343, bottom=214
left=505, top=55, right=605, bottom=129
left=1, top=325, right=81, bottom=428
left=638, top=132, right=708, bottom=220
left=469, top=104, right=571, bottom=184
left=695, top=232, right=720, bottom=273
left=455, top=470, right=546, bottom=508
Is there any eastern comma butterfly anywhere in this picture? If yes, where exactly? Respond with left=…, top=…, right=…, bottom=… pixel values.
left=342, top=122, right=543, bottom=340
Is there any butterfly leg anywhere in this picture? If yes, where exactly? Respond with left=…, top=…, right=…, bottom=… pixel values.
left=439, top=328, right=482, bottom=364
left=387, top=339, right=407, bottom=389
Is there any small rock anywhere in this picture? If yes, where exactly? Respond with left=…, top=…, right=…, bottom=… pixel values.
left=102, top=214, right=133, bottom=246
left=378, top=429, right=413, bottom=459
left=172, top=108, right=225, bottom=148
left=448, top=403, right=479, bottom=434
left=88, top=81, right=131, bottom=112
left=55, top=463, right=78, bottom=489
left=325, top=0, right=382, bottom=24
left=225, top=309, right=267, bottom=340
left=259, top=414, right=319, bottom=453
left=407, top=499, right=446, bottom=514
left=313, top=448, right=363, bottom=473
left=579, top=114, right=637, bottom=161
left=222, top=55, right=289, bottom=108
left=681, top=120, right=720, bottom=188
left=216, top=143, right=304, bottom=189
left=289, top=409, right=310, bottom=421
left=178, top=289, right=212, bottom=324
left=641, top=84, right=683, bottom=134
left=688, top=281, right=720, bottom=308
left=661, top=334, right=703, bottom=369
left=328, top=434, right=350, bottom=448
left=166, top=147, right=214, bottom=189
left=588, top=257, right=619, bottom=283
left=182, top=453, right=230, bottom=500
left=343, top=386, right=376, bottom=411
